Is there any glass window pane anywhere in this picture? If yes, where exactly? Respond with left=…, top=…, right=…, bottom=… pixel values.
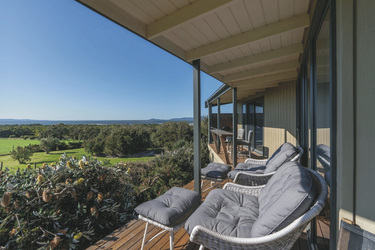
left=316, top=13, right=331, bottom=183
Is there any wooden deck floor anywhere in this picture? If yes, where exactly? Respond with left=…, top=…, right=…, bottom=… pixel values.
left=88, top=177, right=330, bottom=250
left=87, top=180, right=211, bottom=250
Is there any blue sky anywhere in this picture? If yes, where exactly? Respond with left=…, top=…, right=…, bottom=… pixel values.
left=0, top=0, right=227, bottom=120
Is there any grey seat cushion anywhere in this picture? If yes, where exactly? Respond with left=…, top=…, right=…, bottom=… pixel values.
left=201, top=162, right=231, bottom=179
left=227, top=163, right=266, bottom=180
left=185, top=189, right=259, bottom=238
left=264, top=143, right=299, bottom=174
left=135, top=187, right=201, bottom=227
left=250, top=162, right=319, bottom=237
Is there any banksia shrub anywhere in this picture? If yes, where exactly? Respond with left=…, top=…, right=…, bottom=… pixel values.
left=0, top=155, right=136, bottom=249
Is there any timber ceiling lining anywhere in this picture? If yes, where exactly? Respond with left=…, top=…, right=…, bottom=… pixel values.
left=78, top=0, right=311, bottom=104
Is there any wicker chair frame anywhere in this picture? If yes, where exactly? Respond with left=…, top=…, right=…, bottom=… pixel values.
left=233, top=146, right=304, bottom=186
left=189, top=168, right=327, bottom=250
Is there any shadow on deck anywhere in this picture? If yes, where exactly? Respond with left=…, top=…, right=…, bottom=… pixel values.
left=87, top=177, right=330, bottom=250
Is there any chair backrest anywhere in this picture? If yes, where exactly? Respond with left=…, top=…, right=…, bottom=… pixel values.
left=264, top=143, right=300, bottom=173
left=247, top=130, right=253, bottom=143
left=316, top=144, right=330, bottom=171
left=251, top=161, right=320, bottom=237
left=238, top=128, right=245, bottom=139
left=316, top=144, right=331, bottom=187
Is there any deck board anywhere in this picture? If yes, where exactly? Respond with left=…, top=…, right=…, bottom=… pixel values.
left=88, top=156, right=330, bottom=249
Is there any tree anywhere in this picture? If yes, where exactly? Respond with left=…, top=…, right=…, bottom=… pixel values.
left=10, top=146, right=33, bottom=163
left=39, top=137, right=60, bottom=154
left=151, top=122, right=193, bottom=150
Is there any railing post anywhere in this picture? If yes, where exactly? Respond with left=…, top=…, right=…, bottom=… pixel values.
left=193, top=59, right=201, bottom=194
left=208, top=102, right=212, bottom=144
left=217, top=98, right=221, bottom=130
left=232, top=87, right=238, bottom=167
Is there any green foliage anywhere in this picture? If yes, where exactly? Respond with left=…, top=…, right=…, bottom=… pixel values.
left=39, top=138, right=63, bottom=154
left=84, top=125, right=153, bottom=157
left=39, top=124, right=69, bottom=140
left=0, top=155, right=135, bottom=249
left=123, top=139, right=209, bottom=203
left=10, top=146, right=34, bottom=164
left=0, top=125, right=37, bottom=138
left=151, top=122, right=193, bottom=150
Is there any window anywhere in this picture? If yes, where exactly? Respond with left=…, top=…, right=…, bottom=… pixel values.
left=243, top=97, right=264, bottom=155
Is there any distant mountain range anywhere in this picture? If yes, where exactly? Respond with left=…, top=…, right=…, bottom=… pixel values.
left=0, top=118, right=194, bottom=126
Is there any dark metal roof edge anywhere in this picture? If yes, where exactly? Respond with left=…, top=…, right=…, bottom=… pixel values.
left=205, top=84, right=231, bottom=108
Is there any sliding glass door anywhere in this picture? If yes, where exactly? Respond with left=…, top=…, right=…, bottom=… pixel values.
left=244, top=97, right=264, bottom=155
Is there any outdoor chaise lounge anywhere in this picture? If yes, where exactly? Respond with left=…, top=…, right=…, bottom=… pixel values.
left=316, top=144, right=331, bottom=187
left=185, top=161, right=328, bottom=250
left=227, top=142, right=304, bottom=186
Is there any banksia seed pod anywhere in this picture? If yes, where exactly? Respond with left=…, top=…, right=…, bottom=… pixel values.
left=86, top=191, right=93, bottom=201
left=90, top=206, right=99, bottom=217
left=9, top=228, right=17, bottom=237
left=74, top=178, right=85, bottom=185
left=70, top=190, right=77, bottom=201
left=14, top=201, right=20, bottom=210
left=25, top=190, right=32, bottom=199
left=36, top=174, right=44, bottom=185
left=1, top=192, right=11, bottom=207
left=67, top=161, right=73, bottom=169
left=50, top=236, right=60, bottom=249
left=57, top=228, right=66, bottom=234
left=79, top=160, right=85, bottom=170
left=99, top=174, right=106, bottom=181
left=73, top=232, right=82, bottom=240
left=42, top=190, right=52, bottom=203
left=97, top=192, right=104, bottom=202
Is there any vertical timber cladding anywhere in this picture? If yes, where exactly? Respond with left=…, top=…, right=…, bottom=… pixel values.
left=264, top=81, right=297, bottom=155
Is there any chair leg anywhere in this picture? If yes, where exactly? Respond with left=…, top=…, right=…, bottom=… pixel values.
left=170, top=231, right=174, bottom=250
left=141, top=222, right=149, bottom=250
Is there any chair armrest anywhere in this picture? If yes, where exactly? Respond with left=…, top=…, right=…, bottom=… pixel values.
left=291, top=146, right=304, bottom=162
left=223, top=182, right=264, bottom=196
left=233, top=171, right=275, bottom=186
left=244, top=158, right=268, bottom=165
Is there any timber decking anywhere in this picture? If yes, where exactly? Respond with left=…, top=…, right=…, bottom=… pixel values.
left=87, top=180, right=211, bottom=250
left=88, top=176, right=330, bottom=250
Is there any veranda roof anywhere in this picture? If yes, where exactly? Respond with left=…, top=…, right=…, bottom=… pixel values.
left=77, top=0, right=312, bottom=105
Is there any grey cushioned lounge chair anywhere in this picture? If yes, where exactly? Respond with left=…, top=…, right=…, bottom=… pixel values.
left=185, top=162, right=328, bottom=250
left=228, top=142, right=304, bottom=186
left=316, top=144, right=331, bottom=187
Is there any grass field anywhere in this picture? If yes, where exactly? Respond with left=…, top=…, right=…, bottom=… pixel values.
left=0, top=138, right=41, bottom=155
left=0, top=146, right=155, bottom=172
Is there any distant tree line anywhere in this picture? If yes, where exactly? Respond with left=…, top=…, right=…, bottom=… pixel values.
left=2, top=120, right=209, bottom=159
